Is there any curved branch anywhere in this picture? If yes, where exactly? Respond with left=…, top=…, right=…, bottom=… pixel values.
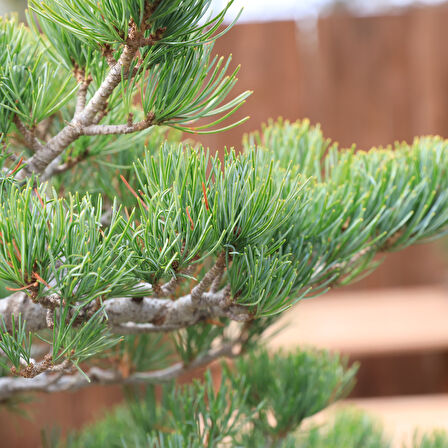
left=0, top=342, right=235, bottom=402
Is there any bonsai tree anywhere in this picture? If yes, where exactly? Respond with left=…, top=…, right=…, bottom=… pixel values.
left=1, top=1, right=448, bottom=446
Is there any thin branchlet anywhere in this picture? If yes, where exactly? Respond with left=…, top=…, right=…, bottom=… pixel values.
left=74, top=67, right=93, bottom=118
left=82, top=113, right=155, bottom=136
left=191, top=251, right=228, bottom=303
left=16, top=2, right=164, bottom=180
left=10, top=355, right=72, bottom=379
left=12, top=116, right=43, bottom=153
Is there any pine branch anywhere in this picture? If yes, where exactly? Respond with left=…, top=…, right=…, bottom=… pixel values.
left=210, top=264, right=229, bottom=293
left=17, top=42, right=140, bottom=178
left=113, top=323, right=185, bottom=334
left=0, top=289, right=250, bottom=336
left=0, top=341, right=236, bottom=402
left=14, top=2, right=169, bottom=179
left=191, top=251, right=228, bottom=303
left=11, top=355, right=72, bottom=379
left=160, top=264, right=196, bottom=297
left=82, top=113, right=155, bottom=136
left=74, top=71, right=93, bottom=118
left=12, top=115, right=44, bottom=153
left=40, top=151, right=90, bottom=181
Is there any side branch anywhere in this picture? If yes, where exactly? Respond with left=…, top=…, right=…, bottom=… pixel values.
left=40, top=151, right=90, bottom=181
left=0, top=343, right=236, bottom=402
left=83, top=113, right=155, bottom=136
left=13, top=116, right=44, bottom=153
left=191, top=252, right=228, bottom=302
left=74, top=74, right=93, bottom=118
left=160, top=264, right=196, bottom=297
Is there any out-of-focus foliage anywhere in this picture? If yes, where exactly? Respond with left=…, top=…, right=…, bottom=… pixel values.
left=298, top=410, right=391, bottom=448
left=43, top=348, right=448, bottom=448
left=61, top=370, right=251, bottom=448
left=234, top=348, right=358, bottom=444
left=46, top=349, right=355, bottom=447
left=0, top=15, right=75, bottom=132
left=412, top=430, right=448, bottom=448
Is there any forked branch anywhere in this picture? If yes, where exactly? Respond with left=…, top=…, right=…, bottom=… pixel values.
left=16, top=4, right=163, bottom=180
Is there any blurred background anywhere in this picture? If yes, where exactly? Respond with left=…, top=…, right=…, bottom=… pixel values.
left=2, top=0, right=448, bottom=446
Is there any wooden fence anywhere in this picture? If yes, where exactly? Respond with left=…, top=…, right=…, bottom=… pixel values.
left=200, top=5, right=448, bottom=290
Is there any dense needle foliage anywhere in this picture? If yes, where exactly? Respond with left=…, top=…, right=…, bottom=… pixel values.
left=0, top=1, right=448, bottom=446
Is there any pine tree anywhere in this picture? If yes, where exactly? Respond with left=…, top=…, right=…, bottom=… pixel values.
left=1, top=2, right=448, bottom=446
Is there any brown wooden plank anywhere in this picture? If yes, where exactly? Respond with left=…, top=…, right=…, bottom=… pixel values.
left=269, top=287, right=448, bottom=356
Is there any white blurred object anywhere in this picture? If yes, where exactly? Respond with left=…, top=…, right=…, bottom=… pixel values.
left=214, top=0, right=448, bottom=22
left=0, top=0, right=446, bottom=22
left=0, top=0, right=26, bottom=16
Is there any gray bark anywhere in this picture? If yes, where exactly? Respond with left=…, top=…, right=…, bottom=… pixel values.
left=0, top=289, right=250, bottom=335
left=0, top=343, right=236, bottom=402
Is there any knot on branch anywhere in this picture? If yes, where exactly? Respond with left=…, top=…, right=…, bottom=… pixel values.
left=139, top=27, right=167, bottom=47
left=11, top=354, right=53, bottom=378
left=101, top=44, right=117, bottom=68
